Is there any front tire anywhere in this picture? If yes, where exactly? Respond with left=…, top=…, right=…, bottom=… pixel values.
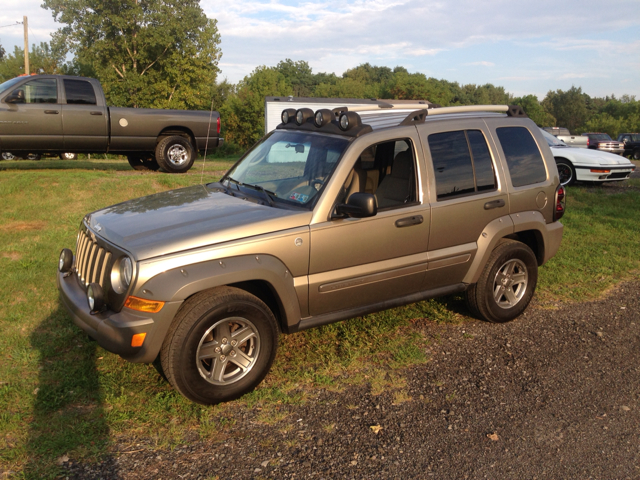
left=160, top=287, right=279, bottom=405
left=155, top=135, right=196, bottom=173
left=465, top=240, right=538, bottom=323
left=633, top=149, right=640, bottom=161
left=127, top=154, right=160, bottom=171
left=555, top=158, right=575, bottom=186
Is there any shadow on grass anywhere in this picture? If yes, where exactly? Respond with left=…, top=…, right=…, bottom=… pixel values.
left=26, top=302, right=120, bottom=479
left=0, top=160, right=131, bottom=172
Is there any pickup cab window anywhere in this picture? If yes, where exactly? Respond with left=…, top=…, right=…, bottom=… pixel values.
left=64, top=79, right=97, bottom=105
left=13, top=78, right=57, bottom=104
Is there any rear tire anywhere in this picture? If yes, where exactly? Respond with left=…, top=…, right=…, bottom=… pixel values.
left=127, top=154, right=160, bottom=171
left=160, top=286, right=279, bottom=405
left=155, top=135, right=196, bottom=174
left=555, top=158, right=575, bottom=186
left=465, top=240, right=538, bottom=323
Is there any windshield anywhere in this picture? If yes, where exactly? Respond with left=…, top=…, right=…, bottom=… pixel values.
left=222, top=130, right=350, bottom=208
left=629, top=134, right=640, bottom=142
left=540, top=129, right=567, bottom=147
left=589, top=133, right=612, bottom=141
left=0, top=77, right=24, bottom=95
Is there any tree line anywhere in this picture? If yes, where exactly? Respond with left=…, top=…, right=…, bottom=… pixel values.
left=1, top=0, right=638, bottom=151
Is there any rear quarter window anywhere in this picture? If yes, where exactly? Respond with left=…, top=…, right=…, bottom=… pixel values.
left=496, top=127, right=547, bottom=187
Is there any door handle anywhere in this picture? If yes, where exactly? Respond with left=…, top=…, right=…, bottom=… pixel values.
left=90, top=111, right=103, bottom=115
left=395, top=215, right=423, bottom=228
left=44, top=110, right=59, bottom=114
left=484, top=199, right=505, bottom=210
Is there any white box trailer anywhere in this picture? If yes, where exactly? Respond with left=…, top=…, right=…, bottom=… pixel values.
left=264, top=97, right=434, bottom=134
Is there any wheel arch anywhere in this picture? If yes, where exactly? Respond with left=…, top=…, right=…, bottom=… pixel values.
left=157, top=126, right=197, bottom=149
left=137, top=254, right=301, bottom=334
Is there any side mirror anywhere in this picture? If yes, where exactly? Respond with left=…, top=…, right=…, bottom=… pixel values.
left=5, top=89, right=24, bottom=104
left=334, top=192, right=377, bottom=218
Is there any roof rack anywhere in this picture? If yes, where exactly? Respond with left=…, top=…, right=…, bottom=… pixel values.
left=344, top=103, right=527, bottom=118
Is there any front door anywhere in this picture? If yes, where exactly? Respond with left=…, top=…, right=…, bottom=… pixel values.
left=308, top=133, right=431, bottom=316
left=0, top=77, right=63, bottom=151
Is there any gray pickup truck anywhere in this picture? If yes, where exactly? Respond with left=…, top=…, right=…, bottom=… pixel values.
left=0, top=75, right=222, bottom=173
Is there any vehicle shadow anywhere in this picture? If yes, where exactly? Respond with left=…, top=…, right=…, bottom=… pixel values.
left=0, top=160, right=131, bottom=172
left=26, top=301, right=121, bottom=478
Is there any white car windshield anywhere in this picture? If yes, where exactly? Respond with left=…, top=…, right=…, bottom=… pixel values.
left=540, top=129, right=568, bottom=147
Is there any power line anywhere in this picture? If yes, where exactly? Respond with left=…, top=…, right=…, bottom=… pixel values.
left=0, top=22, right=23, bottom=29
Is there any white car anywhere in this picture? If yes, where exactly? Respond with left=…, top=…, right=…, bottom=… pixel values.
left=540, top=129, right=636, bottom=186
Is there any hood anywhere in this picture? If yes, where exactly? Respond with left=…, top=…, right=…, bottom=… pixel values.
left=550, top=146, right=633, bottom=166
left=86, top=184, right=312, bottom=260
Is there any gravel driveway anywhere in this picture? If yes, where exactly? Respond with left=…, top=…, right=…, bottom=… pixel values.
left=64, top=281, right=640, bottom=479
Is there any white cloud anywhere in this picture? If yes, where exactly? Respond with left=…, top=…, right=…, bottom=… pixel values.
left=466, top=61, right=495, bottom=67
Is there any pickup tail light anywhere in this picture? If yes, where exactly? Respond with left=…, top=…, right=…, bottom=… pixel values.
left=217, top=116, right=221, bottom=135
left=554, top=185, right=566, bottom=222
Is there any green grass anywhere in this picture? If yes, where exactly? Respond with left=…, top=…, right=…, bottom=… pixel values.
left=0, top=158, right=639, bottom=477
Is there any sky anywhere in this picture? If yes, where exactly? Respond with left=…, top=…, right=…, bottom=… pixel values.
left=2, top=0, right=639, bottom=100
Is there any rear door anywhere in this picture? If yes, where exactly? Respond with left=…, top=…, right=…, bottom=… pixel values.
left=61, top=78, right=108, bottom=152
left=418, top=119, right=508, bottom=289
left=0, top=77, right=63, bottom=150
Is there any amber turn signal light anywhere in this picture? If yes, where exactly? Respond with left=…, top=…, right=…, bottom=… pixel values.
left=131, top=332, right=147, bottom=347
left=124, top=296, right=165, bottom=313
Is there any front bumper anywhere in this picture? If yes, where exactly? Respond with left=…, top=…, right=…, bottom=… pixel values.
left=57, top=270, right=183, bottom=363
left=575, top=164, right=635, bottom=183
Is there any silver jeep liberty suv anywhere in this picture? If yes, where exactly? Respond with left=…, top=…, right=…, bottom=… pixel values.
left=57, top=103, right=565, bottom=404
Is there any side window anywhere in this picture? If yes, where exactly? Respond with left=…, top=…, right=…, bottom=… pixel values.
left=428, top=129, right=496, bottom=200
left=15, top=78, right=57, bottom=104
left=343, top=139, right=417, bottom=209
left=496, top=127, right=547, bottom=187
left=64, top=79, right=97, bottom=105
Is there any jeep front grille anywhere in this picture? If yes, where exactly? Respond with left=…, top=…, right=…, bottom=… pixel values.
left=76, top=230, right=112, bottom=289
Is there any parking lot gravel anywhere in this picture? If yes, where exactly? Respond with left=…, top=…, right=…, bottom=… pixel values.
left=63, top=280, right=640, bottom=479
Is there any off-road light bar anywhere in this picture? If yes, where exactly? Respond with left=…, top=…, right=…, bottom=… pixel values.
left=339, top=111, right=361, bottom=131
left=295, top=108, right=314, bottom=125
left=314, top=109, right=333, bottom=127
left=281, top=108, right=296, bottom=124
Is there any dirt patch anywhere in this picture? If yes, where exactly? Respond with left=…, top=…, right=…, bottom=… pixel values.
left=1, top=251, right=22, bottom=261
left=0, top=221, right=47, bottom=232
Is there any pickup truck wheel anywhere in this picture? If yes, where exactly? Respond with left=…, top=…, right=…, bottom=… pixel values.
left=155, top=135, right=195, bottom=173
left=59, top=152, right=78, bottom=160
left=127, top=154, right=160, bottom=171
left=633, top=149, right=640, bottom=161
left=2, top=152, right=18, bottom=160
left=465, top=240, right=538, bottom=323
left=160, top=286, right=279, bottom=405
left=555, top=159, right=575, bottom=186
left=26, top=153, right=41, bottom=160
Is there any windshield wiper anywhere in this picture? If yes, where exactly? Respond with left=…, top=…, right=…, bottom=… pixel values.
left=245, top=184, right=276, bottom=207
left=226, top=177, right=243, bottom=191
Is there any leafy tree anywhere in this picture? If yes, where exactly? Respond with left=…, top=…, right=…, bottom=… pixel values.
left=221, top=66, right=291, bottom=148
left=276, top=59, right=315, bottom=97
left=0, top=42, right=66, bottom=81
left=0, top=44, right=5, bottom=61
left=542, top=86, right=588, bottom=133
left=512, top=94, right=556, bottom=126
left=43, top=0, right=222, bottom=109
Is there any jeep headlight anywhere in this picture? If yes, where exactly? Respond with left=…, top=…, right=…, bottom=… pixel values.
left=111, top=256, right=133, bottom=294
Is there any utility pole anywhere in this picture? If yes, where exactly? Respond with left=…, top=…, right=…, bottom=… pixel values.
left=23, top=16, right=29, bottom=75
